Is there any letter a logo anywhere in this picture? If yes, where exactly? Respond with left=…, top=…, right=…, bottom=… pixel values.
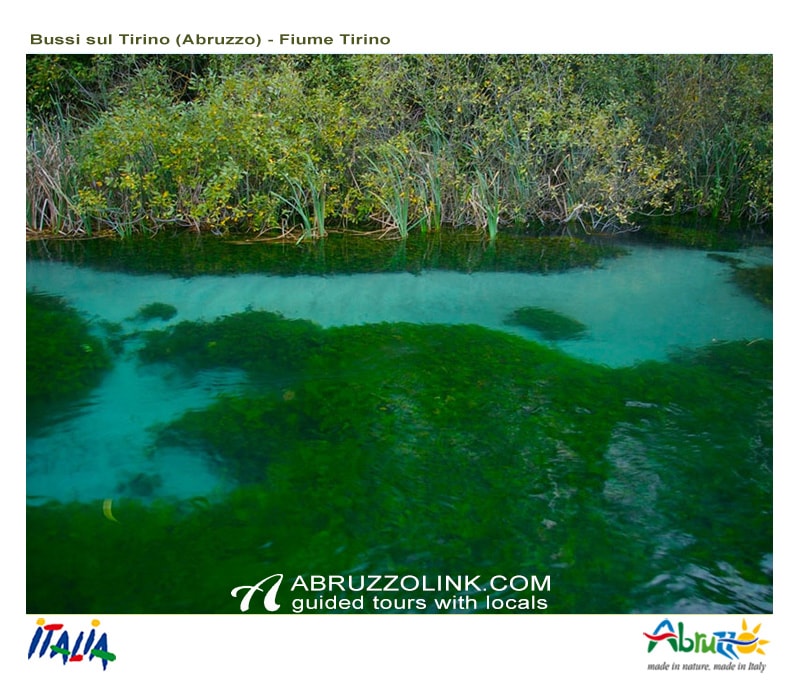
left=644, top=619, right=679, bottom=653
left=231, top=574, right=283, bottom=612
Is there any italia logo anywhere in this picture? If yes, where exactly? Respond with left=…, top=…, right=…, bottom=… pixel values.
left=27, top=618, right=116, bottom=670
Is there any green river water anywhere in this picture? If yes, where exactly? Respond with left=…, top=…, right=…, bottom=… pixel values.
left=26, top=230, right=772, bottom=614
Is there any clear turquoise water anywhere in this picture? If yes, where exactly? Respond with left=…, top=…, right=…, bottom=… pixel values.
left=27, top=245, right=772, bottom=367
left=26, top=242, right=773, bottom=614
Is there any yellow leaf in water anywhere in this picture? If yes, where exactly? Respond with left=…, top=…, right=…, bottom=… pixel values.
left=102, top=499, right=120, bottom=523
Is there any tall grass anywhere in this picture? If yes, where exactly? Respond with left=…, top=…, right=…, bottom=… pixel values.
left=273, top=179, right=313, bottom=242
left=272, top=156, right=326, bottom=242
left=418, top=160, right=443, bottom=233
left=417, top=117, right=447, bottom=233
left=26, top=119, right=85, bottom=235
left=689, top=125, right=753, bottom=221
left=305, top=157, right=326, bottom=239
left=366, top=149, right=421, bottom=239
left=472, top=170, right=502, bottom=240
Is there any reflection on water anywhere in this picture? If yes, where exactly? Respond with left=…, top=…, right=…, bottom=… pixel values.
left=26, top=245, right=772, bottom=367
left=26, top=241, right=772, bottom=614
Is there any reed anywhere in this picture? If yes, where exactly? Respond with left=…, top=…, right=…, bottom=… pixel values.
left=366, top=149, right=422, bottom=238
left=272, top=156, right=327, bottom=242
left=26, top=118, right=86, bottom=235
left=472, top=170, right=502, bottom=240
left=419, top=160, right=443, bottom=233
left=305, top=156, right=326, bottom=239
left=690, top=125, right=753, bottom=221
left=273, top=179, right=313, bottom=242
left=419, top=117, right=447, bottom=232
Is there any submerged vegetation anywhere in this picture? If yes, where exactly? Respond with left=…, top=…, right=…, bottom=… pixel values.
left=26, top=54, right=772, bottom=239
left=27, top=305, right=772, bottom=613
left=733, top=265, right=773, bottom=308
left=26, top=291, right=111, bottom=427
left=704, top=249, right=773, bottom=308
left=131, top=301, right=178, bottom=321
left=505, top=306, right=588, bottom=340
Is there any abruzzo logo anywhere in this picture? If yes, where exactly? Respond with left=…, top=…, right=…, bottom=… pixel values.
left=644, top=618, right=769, bottom=673
left=28, top=618, right=116, bottom=670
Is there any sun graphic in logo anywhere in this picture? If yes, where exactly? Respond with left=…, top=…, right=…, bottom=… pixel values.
left=737, top=618, right=769, bottom=655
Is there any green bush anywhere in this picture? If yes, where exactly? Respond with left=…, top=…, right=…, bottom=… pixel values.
left=26, top=55, right=772, bottom=237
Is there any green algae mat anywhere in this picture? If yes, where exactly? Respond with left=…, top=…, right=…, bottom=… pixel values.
left=26, top=304, right=772, bottom=613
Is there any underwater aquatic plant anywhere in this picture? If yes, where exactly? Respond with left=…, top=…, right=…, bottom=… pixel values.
left=132, top=302, right=178, bottom=322
left=504, top=306, right=588, bottom=340
left=733, top=265, right=772, bottom=308
left=116, top=471, right=164, bottom=498
left=27, top=291, right=112, bottom=427
left=27, top=310, right=772, bottom=614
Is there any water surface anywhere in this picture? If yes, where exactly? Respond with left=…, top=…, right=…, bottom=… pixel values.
left=25, top=238, right=773, bottom=614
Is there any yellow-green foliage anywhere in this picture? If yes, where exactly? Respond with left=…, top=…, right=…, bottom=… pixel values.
left=76, top=62, right=360, bottom=234
left=28, top=54, right=772, bottom=236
